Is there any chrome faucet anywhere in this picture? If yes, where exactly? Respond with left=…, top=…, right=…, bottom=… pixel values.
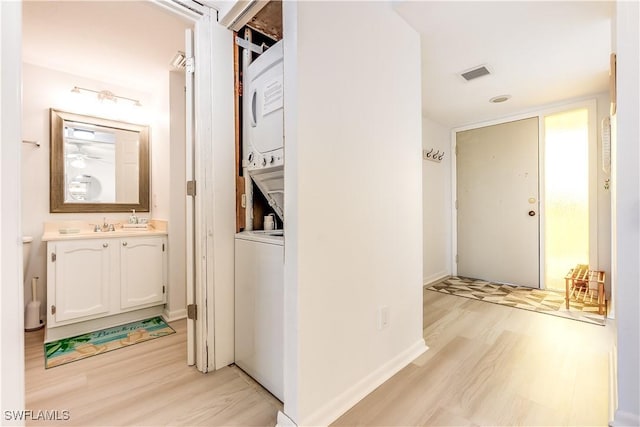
left=92, top=218, right=115, bottom=232
left=100, top=217, right=115, bottom=232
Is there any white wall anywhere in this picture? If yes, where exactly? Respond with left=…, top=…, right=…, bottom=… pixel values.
left=150, top=74, right=172, bottom=221
left=283, top=2, right=426, bottom=425
left=1, top=0, right=25, bottom=419
left=21, top=63, right=181, bottom=320
left=612, top=1, right=640, bottom=425
left=422, top=117, right=452, bottom=284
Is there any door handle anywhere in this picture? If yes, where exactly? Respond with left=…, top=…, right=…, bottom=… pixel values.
left=528, top=210, right=536, bottom=217
left=250, top=89, right=258, bottom=127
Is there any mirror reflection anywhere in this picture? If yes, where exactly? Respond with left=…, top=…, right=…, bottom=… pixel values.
left=63, top=121, right=138, bottom=203
left=50, top=109, right=149, bottom=213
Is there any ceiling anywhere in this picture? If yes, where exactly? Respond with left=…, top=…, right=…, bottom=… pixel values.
left=23, top=1, right=614, bottom=128
left=393, top=1, right=614, bottom=127
left=22, top=1, right=191, bottom=94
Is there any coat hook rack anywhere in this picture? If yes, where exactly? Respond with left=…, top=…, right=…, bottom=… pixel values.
left=423, top=148, right=444, bottom=163
left=22, top=140, right=40, bottom=147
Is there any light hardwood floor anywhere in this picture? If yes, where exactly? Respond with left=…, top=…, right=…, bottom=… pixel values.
left=25, top=289, right=614, bottom=426
left=25, top=320, right=282, bottom=426
left=333, top=289, right=614, bottom=426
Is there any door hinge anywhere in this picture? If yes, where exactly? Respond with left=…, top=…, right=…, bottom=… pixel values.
left=185, top=57, right=195, bottom=74
left=187, top=180, right=197, bottom=196
left=162, top=285, right=166, bottom=294
left=51, top=305, right=56, bottom=315
left=162, top=243, right=165, bottom=252
left=51, top=253, right=56, bottom=262
left=187, top=304, right=197, bottom=320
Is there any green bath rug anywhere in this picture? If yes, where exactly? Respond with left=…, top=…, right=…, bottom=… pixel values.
left=44, top=316, right=175, bottom=368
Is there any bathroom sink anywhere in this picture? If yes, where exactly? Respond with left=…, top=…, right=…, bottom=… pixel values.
left=42, top=220, right=166, bottom=242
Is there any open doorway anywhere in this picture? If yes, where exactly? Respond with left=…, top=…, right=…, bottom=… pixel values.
left=20, top=0, right=195, bottom=368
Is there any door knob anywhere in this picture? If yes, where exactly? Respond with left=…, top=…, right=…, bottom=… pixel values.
left=528, top=210, right=536, bottom=217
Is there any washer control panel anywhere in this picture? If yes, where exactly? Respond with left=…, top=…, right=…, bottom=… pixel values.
left=245, top=148, right=284, bottom=170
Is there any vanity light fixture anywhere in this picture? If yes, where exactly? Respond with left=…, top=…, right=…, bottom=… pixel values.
left=71, top=86, right=142, bottom=107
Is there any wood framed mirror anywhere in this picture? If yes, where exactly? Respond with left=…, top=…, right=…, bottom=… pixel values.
left=50, top=109, right=150, bottom=213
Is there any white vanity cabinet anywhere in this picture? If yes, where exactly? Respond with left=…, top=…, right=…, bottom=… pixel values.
left=120, top=237, right=166, bottom=309
left=45, top=233, right=167, bottom=340
left=49, top=239, right=112, bottom=323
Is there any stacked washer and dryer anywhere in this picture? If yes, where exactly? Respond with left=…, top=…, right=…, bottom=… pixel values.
left=234, top=40, right=285, bottom=401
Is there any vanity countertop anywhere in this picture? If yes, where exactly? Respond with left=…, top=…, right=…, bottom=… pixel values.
left=42, top=220, right=167, bottom=242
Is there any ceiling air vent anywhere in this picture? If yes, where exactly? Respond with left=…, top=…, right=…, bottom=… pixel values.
left=460, top=65, right=491, bottom=81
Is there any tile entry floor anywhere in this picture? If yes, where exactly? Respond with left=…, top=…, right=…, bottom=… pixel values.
left=426, top=276, right=606, bottom=326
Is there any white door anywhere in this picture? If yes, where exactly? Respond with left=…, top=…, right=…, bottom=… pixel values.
left=185, top=27, right=197, bottom=366
left=456, top=117, right=540, bottom=287
left=147, top=0, right=212, bottom=373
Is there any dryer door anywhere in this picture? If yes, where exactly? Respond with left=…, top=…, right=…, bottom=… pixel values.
left=250, top=166, right=284, bottom=222
left=247, top=41, right=284, bottom=157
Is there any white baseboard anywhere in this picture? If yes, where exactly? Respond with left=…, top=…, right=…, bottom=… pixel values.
left=423, top=272, right=450, bottom=287
left=276, top=411, right=298, bottom=427
left=607, top=297, right=615, bottom=319
left=163, top=308, right=187, bottom=322
left=612, top=410, right=640, bottom=426
left=609, top=346, right=617, bottom=426
left=300, top=338, right=428, bottom=427
left=609, top=344, right=640, bottom=427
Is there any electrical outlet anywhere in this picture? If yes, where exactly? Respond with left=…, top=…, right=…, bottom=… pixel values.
left=377, top=306, right=390, bottom=330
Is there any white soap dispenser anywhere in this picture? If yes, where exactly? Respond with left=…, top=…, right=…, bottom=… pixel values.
left=129, top=209, right=138, bottom=224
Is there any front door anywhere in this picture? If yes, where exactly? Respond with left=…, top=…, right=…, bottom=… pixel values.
left=456, top=117, right=540, bottom=287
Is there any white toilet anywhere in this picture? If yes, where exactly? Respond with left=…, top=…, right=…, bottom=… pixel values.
left=23, top=236, right=43, bottom=331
